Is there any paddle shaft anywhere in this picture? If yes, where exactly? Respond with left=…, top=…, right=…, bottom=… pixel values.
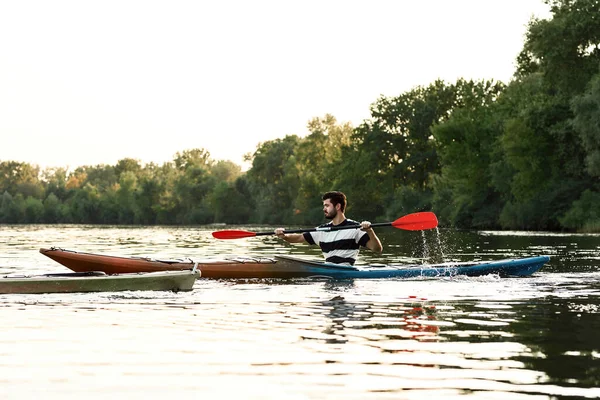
left=254, top=222, right=392, bottom=236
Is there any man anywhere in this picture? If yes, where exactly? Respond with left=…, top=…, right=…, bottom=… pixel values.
left=275, top=191, right=383, bottom=265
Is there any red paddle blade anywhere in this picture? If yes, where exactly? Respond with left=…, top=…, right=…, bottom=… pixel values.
left=391, top=212, right=438, bottom=231
left=212, top=230, right=258, bottom=239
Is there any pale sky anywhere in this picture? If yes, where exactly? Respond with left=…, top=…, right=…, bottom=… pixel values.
left=0, top=1, right=550, bottom=171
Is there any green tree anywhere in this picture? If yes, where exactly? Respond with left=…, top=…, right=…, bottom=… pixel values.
left=84, top=164, right=118, bottom=190
left=559, top=189, right=600, bottom=231
left=42, top=167, right=69, bottom=201
left=0, top=191, right=13, bottom=222
left=133, top=163, right=163, bottom=225
left=517, top=0, right=600, bottom=96
left=494, top=73, right=589, bottom=230
left=174, top=149, right=213, bottom=171
left=68, top=184, right=101, bottom=224
left=211, top=160, right=242, bottom=183
left=502, top=0, right=600, bottom=230
left=245, top=135, right=300, bottom=224
left=172, top=153, right=216, bottom=224
left=293, top=115, right=353, bottom=224
left=23, top=196, right=44, bottom=223
left=209, top=181, right=252, bottom=224
left=97, top=185, right=120, bottom=224
left=432, top=96, right=505, bottom=228
left=114, top=158, right=141, bottom=181
left=333, top=122, right=392, bottom=220
left=0, top=161, right=42, bottom=198
left=0, top=192, right=25, bottom=223
left=43, top=193, right=62, bottom=223
left=116, top=171, right=139, bottom=224
left=572, top=70, right=600, bottom=177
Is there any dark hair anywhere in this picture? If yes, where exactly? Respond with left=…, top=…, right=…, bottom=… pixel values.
left=322, top=191, right=347, bottom=212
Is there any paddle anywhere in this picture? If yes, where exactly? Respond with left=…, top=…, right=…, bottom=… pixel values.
left=211, top=211, right=438, bottom=239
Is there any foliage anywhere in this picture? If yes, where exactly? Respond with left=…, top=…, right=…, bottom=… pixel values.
left=209, top=181, right=252, bottom=224
left=386, top=186, right=433, bottom=222
left=516, top=0, right=600, bottom=96
left=293, top=115, right=353, bottom=224
left=431, top=81, right=506, bottom=228
left=245, top=135, right=300, bottom=224
left=559, top=189, right=600, bottom=230
left=572, top=70, right=600, bottom=177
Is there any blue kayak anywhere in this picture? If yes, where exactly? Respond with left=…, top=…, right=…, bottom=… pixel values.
left=271, top=255, right=550, bottom=279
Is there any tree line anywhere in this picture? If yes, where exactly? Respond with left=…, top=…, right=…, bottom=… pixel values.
left=1, top=0, right=599, bottom=231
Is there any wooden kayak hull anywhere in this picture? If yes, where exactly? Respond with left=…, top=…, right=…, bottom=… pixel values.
left=40, top=248, right=277, bottom=279
left=0, top=270, right=199, bottom=294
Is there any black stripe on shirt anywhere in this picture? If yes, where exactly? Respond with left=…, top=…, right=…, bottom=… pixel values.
left=303, top=232, right=315, bottom=245
left=358, top=233, right=370, bottom=247
left=319, top=238, right=361, bottom=253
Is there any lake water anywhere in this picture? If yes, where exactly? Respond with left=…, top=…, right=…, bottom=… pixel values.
left=0, top=224, right=599, bottom=399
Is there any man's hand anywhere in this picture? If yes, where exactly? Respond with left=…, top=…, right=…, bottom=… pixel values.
left=274, top=229, right=306, bottom=244
left=361, top=221, right=383, bottom=253
left=275, top=228, right=286, bottom=238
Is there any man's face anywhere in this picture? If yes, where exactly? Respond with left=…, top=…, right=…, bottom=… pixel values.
left=323, top=199, right=338, bottom=219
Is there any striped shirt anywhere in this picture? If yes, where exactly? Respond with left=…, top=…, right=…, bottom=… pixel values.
left=303, top=219, right=371, bottom=265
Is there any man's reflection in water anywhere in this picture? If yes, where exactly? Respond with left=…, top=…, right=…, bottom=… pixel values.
left=311, top=283, right=440, bottom=347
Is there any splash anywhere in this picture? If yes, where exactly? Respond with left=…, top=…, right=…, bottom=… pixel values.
left=420, top=228, right=446, bottom=264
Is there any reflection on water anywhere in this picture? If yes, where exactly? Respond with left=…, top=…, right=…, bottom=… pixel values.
left=0, top=224, right=599, bottom=399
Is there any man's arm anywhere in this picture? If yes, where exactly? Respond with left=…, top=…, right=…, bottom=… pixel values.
left=361, top=221, right=383, bottom=253
left=275, top=228, right=307, bottom=244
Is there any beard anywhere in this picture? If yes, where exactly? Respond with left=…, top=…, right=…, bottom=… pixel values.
left=325, top=209, right=337, bottom=220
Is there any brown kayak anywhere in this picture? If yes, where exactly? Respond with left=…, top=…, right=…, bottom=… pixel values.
left=40, top=247, right=278, bottom=279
